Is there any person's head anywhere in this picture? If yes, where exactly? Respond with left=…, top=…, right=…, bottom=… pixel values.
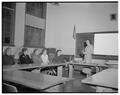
left=4, top=47, right=12, bottom=56
left=84, top=42, right=87, bottom=48
left=86, top=40, right=91, bottom=46
left=41, top=48, right=47, bottom=55
left=56, top=50, right=62, bottom=56
left=33, top=49, right=40, bottom=55
left=22, top=48, right=28, bottom=55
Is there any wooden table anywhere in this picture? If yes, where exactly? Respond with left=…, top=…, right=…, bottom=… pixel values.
left=68, top=62, right=108, bottom=78
left=3, top=63, right=67, bottom=77
left=3, top=70, right=72, bottom=90
left=81, top=68, right=118, bottom=92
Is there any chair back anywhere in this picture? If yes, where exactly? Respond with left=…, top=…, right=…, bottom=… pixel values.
left=2, top=83, right=17, bottom=93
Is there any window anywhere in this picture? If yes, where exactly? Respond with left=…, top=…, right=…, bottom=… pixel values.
left=2, top=2, right=16, bottom=46
left=24, top=25, right=45, bottom=48
left=26, top=3, right=46, bottom=19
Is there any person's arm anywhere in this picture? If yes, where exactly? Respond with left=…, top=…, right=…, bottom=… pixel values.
left=19, top=54, right=26, bottom=64
left=46, top=55, right=50, bottom=63
left=11, top=56, right=15, bottom=65
left=27, top=55, right=33, bottom=64
left=86, top=45, right=93, bottom=55
left=13, top=46, right=23, bottom=59
left=82, top=49, right=87, bottom=54
left=41, top=55, right=44, bottom=63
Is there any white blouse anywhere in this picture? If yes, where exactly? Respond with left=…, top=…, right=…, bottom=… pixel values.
left=41, top=54, right=49, bottom=65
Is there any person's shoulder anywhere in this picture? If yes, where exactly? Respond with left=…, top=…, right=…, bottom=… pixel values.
left=41, top=54, right=44, bottom=57
left=20, top=54, right=25, bottom=58
left=3, top=54, right=8, bottom=59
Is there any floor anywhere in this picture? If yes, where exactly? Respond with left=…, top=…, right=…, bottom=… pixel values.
left=45, top=69, right=96, bottom=92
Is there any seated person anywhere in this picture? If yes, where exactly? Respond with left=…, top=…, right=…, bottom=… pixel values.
left=3, top=47, right=15, bottom=65
left=41, top=48, right=49, bottom=65
left=31, top=49, right=42, bottom=64
left=41, top=48, right=56, bottom=75
left=19, top=48, right=33, bottom=64
left=52, top=50, right=65, bottom=64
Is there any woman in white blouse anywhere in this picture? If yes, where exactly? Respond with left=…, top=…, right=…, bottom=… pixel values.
left=41, top=49, right=49, bottom=65
left=41, top=48, right=57, bottom=75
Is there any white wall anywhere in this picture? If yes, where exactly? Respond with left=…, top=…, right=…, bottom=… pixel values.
left=45, top=3, right=118, bottom=55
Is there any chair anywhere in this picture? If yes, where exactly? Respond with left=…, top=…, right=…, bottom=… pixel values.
left=2, top=83, right=17, bottom=93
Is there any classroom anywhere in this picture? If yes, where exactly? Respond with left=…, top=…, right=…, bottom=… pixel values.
left=2, top=1, right=118, bottom=93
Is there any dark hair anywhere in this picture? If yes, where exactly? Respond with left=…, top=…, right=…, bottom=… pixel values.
left=83, top=42, right=87, bottom=48
left=56, top=49, right=62, bottom=56
left=56, top=50, right=62, bottom=53
left=31, top=49, right=38, bottom=57
left=41, top=48, right=47, bottom=55
left=33, top=49, right=38, bottom=54
left=4, top=47, right=11, bottom=55
left=22, top=48, right=27, bottom=53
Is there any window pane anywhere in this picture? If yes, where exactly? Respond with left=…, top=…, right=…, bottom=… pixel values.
left=24, top=25, right=45, bottom=47
left=2, top=3, right=15, bottom=45
left=26, top=3, right=46, bottom=18
left=3, top=2, right=16, bottom=9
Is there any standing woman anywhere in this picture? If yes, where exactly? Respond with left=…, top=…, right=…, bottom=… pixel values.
left=82, top=40, right=93, bottom=77
left=82, top=40, right=93, bottom=64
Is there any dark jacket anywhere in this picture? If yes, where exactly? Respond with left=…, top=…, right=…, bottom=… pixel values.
left=19, top=54, right=33, bottom=64
left=3, top=55, right=15, bottom=65
left=52, top=56, right=65, bottom=63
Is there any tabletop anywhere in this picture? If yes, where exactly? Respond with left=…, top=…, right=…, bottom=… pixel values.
left=81, top=68, right=118, bottom=89
left=3, top=70, right=72, bottom=90
left=3, top=63, right=67, bottom=71
left=69, top=62, right=108, bottom=67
